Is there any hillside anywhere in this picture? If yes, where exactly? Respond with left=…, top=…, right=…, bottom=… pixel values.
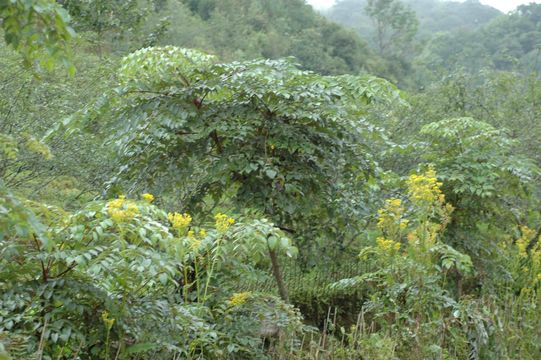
left=160, top=0, right=383, bottom=75
left=326, top=0, right=502, bottom=41
left=1, top=1, right=540, bottom=359
left=416, top=3, right=541, bottom=81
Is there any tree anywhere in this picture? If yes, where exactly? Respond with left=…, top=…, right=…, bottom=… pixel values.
left=72, top=46, right=402, bottom=266
left=59, top=0, right=148, bottom=37
left=365, top=0, right=418, bottom=56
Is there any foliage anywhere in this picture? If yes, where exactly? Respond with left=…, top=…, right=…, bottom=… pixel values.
left=87, top=46, right=401, bottom=255
left=0, top=41, right=114, bottom=207
left=0, top=0, right=74, bottom=71
left=2, top=2, right=541, bottom=358
left=61, top=0, right=149, bottom=36
left=59, top=0, right=170, bottom=53
left=0, top=192, right=304, bottom=359
left=331, top=169, right=490, bottom=359
left=416, top=117, right=540, bottom=266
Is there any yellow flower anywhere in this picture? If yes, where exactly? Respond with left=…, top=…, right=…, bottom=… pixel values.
left=107, top=195, right=139, bottom=223
left=199, top=229, right=207, bottom=237
left=168, top=212, right=192, bottom=230
left=110, top=210, right=128, bottom=223
left=376, top=237, right=401, bottom=252
left=536, top=273, right=541, bottom=281
left=406, top=166, right=444, bottom=205
left=187, top=230, right=195, bottom=238
left=377, top=198, right=405, bottom=231
left=142, top=193, right=154, bottom=203
left=516, top=226, right=535, bottom=258
left=399, top=220, right=409, bottom=230
left=389, top=198, right=402, bottom=207
left=107, top=196, right=125, bottom=210
left=228, top=292, right=251, bottom=306
left=215, top=213, right=235, bottom=233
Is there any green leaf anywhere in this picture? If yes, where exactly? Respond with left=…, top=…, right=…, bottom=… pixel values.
left=267, top=235, right=278, bottom=250
left=158, top=272, right=168, bottom=285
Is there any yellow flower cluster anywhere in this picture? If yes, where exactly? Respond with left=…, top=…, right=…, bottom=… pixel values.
left=228, top=292, right=251, bottom=306
left=142, top=193, right=155, bottom=203
left=168, top=212, right=192, bottom=230
left=406, top=166, right=444, bottom=205
left=399, top=220, right=409, bottom=229
left=376, top=237, right=401, bottom=252
left=107, top=195, right=126, bottom=210
left=215, top=213, right=235, bottom=233
left=107, top=195, right=140, bottom=223
left=377, top=198, right=407, bottom=231
left=516, top=226, right=535, bottom=258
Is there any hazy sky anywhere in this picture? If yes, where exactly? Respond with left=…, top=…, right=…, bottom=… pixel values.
left=307, top=0, right=540, bottom=13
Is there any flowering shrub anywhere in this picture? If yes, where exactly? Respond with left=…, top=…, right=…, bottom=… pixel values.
left=335, top=166, right=475, bottom=358
left=0, top=192, right=303, bottom=359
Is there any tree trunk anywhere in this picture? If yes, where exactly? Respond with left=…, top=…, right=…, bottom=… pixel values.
left=268, top=248, right=289, bottom=303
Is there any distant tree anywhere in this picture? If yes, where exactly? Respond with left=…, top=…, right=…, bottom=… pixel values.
left=365, top=0, right=418, bottom=56
left=59, top=0, right=148, bottom=38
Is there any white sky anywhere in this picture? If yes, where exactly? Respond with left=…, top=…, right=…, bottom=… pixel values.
left=307, top=0, right=540, bottom=13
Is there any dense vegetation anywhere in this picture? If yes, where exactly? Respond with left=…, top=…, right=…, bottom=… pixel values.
left=1, top=0, right=540, bottom=359
left=326, top=0, right=541, bottom=85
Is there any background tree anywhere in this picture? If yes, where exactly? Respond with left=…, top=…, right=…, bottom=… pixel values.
left=364, top=0, right=418, bottom=57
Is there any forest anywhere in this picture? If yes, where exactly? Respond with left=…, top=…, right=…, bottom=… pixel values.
left=0, top=0, right=540, bottom=359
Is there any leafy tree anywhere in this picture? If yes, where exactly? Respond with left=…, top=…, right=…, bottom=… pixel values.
left=415, top=3, right=541, bottom=82
left=77, top=46, right=402, bottom=268
left=58, top=0, right=171, bottom=54
left=59, top=0, right=148, bottom=37
left=333, top=168, right=476, bottom=358
left=327, top=0, right=500, bottom=41
left=364, top=0, right=418, bottom=56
